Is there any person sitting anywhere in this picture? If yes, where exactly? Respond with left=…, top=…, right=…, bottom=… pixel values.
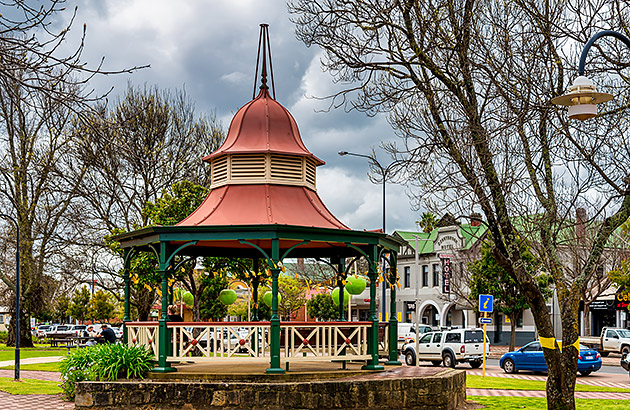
left=85, top=325, right=98, bottom=346
left=168, top=305, right=184, bottom=322
left=98, top=324, right=117, bottom=344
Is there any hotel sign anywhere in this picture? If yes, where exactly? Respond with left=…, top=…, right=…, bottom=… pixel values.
left=440, top=254, right=453, bottom=294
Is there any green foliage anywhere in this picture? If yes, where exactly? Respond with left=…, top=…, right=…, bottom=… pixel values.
left=53, top=295, right=70, bottom=323
left=88, top=290, right=116, bottom=322
left=199, top=274, right=229, bottom=320
left=143, top=180, right=209, bottom=225
left=227, top=295, right=249, bottom=319
left=278, top=275, right=308, bottom=320
left=306, top=293, right=338, bottom=321
left=59, top=344, right=154, bottom=401
left=608, top=217, right=630, bottom=292
left=67, top=286, right=91, bottom=322
left=417, top=212, right=437, bottom=233
left=254, top=286, right=272, bottom=320
left=0, top=331, right=6, bottom=344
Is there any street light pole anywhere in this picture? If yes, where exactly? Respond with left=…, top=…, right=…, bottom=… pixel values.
left=338, top=151, right=399, bottom=320
left=1, top=213, right=20, bottom=381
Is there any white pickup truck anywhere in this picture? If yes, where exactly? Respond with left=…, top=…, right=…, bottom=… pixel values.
left=580, top=327, right=630, bottom=357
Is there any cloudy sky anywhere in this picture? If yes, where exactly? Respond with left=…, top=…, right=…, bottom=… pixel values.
left=54, top=0, right=424, bottom=233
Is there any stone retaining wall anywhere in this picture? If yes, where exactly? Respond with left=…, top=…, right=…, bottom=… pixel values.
left=75, top=369, right=465, bottom=410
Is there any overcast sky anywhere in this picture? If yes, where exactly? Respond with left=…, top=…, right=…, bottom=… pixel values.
left=55, top=0, right=424, bottom=233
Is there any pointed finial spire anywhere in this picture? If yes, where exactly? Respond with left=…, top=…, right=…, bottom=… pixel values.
left=253, top=23, right=275, bottom=99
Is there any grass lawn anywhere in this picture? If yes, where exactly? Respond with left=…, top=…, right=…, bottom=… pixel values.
left=0, top=347, right=66, bottom=362
left=0, top=377, right=61, bottom=395
left=469, top=396, right=628, bottom=409
left=467, top=375, right=630, bottom=393
left=0, top=362, right=62, bottom=372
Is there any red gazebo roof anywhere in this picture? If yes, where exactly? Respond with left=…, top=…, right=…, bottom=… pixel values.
left=203, top=88, right=324, bottom=166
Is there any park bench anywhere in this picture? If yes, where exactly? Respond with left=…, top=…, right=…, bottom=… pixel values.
left=48, top=337, right=78, bottom=354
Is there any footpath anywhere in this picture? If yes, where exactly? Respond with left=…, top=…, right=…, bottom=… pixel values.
left=0, top=354, right=628, bottom=409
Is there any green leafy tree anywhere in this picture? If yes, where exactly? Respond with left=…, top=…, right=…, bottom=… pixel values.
left=199, top=274, right=229, bottom=321
left=53, top=295, right=71, bottom=324
left=417, top=212, right=437, bottom=233
left=227, top=296, right=249, bottom=320
left=278, top=275, right=308, bottom=321
left=468, top=239, right=551, bottom=351
left=306, top=293, right=337, bottom=321
left=608, top=218, right=630, bottom=292
left=88, top=290, right=116, bottom=323
left=67, top=287, right=91, bottom=322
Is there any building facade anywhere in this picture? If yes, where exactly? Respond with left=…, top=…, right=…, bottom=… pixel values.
left=393, top=220, right=537, bottom=346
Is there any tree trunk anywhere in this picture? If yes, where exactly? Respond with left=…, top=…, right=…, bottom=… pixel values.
left=6, top=306, right=34, bottom=348
left=509, top=312, right=517, bottom=352
left=583, top=303, right=591, bottom=336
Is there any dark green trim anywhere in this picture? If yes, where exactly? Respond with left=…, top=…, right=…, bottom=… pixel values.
left=267, top=238, right=285, bottom=374
left=386, top=253, right=401, bottom=366
left=165, top=241, right=199, bottom=266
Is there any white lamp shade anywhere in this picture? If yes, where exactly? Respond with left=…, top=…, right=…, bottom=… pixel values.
left=568, top=104, right=597, bottom=121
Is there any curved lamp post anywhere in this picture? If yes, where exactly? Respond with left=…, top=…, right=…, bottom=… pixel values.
left=0, top=213, right=20, bottom=381
left=338, top=150, right=400, bottom=319
left=551, top=30, right=630, bottom=119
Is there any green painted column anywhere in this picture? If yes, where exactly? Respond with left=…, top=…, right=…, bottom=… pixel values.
left=386, top=253, right=401, bottom=365
left=338, top=258, right=346, bottom=321
left=266, top=238, right=285, bottom=374
left=363, top=244, right=384, bottom=370
left=252, top=258, right=259, bottom=321
left=154, top=242, right=176, bottom=373
left=122, top=249, right=132, bottom=345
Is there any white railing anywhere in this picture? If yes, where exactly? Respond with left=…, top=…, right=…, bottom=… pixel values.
left=282, top=322, right=371, bottom=361
left=126, top=321, right=375, bottom=364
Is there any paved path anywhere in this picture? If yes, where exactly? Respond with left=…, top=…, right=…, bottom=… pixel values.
left=467, top=388, right=630, bottom=399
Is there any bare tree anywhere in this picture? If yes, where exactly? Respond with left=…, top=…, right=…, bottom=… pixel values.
left=289, top=1, right=630, bottom=408
left=71, top=84, right=225, bottom=320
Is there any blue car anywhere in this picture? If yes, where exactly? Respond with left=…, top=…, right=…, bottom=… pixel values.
left=500, top=341, right=602, bottom=376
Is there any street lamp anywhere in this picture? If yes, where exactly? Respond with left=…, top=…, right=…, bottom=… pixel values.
left=551, top=30, right=630, bottom=120
left=338, top=150, right=402, bottom=319
left=0, top=213, right=20, bottom=381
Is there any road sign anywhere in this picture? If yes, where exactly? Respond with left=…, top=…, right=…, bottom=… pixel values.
left=479, top=317, right=493, bottom=325
left=479, top=294, right=494, bottom=313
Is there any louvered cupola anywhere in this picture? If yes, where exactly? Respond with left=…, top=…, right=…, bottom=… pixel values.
left=177, top=24, right=348, bottom=230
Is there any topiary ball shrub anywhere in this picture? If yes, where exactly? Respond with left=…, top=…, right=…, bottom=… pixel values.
left=59, top=343, right=154, bottom=401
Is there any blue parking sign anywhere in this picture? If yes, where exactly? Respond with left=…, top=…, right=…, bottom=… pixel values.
left=479, top=294, right=493, bottom=313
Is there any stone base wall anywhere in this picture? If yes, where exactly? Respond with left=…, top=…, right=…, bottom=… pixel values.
left=75, top=369, right=465, bottom=410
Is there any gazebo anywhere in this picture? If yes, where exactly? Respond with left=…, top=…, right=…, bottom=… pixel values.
left=113, top=25, right=402, bottom=374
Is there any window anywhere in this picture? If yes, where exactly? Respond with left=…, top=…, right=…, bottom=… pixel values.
left=606, top=330, right=618, bottom=338
left=422, top=265, right=429, bottom=287
left=404, top=266, right=411, bottom=288
left=432, top=333, right=442, bottom=343
left=432, top=264, right=440, bottom=287
left=522, top=342, right=541, bottom=352
left=464, top=330, right=484, bottom=343
left=420, top=333, right=433, bottom=343
left=445, top=333, right=461, bottom=343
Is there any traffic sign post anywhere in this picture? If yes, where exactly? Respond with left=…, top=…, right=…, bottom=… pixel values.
left=478, top=294, right=494, bottom=378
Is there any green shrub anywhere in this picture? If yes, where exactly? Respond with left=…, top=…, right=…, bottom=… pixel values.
left=59, top=343, right=154, bottom=401
left=0, top=331, right=7, bottom=344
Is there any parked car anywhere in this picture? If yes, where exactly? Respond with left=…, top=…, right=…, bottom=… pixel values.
left=500, top=341, right=602, bottom=376
left=35, top=325, right=52, bottom=338
left=111, top=327, right=123, bottom=339
left=402, top=328, right=489, bottom=368
left=580, top=327, right=630, bottom=357
left=47, top=325, right=76, bottom=339
left=69, top=325, right=87, bottom=337
left=621, top=352, right=629, bottom=377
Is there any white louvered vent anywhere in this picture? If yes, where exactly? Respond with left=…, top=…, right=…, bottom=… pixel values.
left=211, top=156, right=228, bottom=184
left=305, top=159, right=316, bottom=186
left=231, top=154, right=266, bottom=179
left=270, top=154, right=303, bottom=181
